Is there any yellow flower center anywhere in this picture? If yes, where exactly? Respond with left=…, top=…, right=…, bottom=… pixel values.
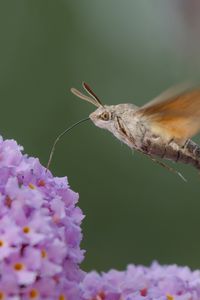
left=166, top=294, right=174, bottom=300
left=29, top=289, right=39, bottom=299
left=41, top=249, right=47, bottom=258
left=23, top=226, right=31, bottom=234
left=59, top=295, right=66, bottom=300
left=38, top=180, right=45, bottom=187
left=0, top=291, right=5, bottom=300
left=5, top=196, right=12, bottom=208
left=0, top=240, right=4, bottom=247
left=96, top=292, right=105, bottom=300
left=29, top=183, right=35, bottom=190
left=14, top=262, right=24, bottom=271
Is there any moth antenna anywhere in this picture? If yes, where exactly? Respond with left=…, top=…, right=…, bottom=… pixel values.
left=82, top=82, right=104, bottom=107
left=145, top=155, right=187, bottom=182
left=71, top=87, right=100, bottom=107
left=46, top=117, right=90, bottom=170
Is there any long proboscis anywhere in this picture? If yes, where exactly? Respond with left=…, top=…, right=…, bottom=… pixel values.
left=46, top=117, right=90, bottom=170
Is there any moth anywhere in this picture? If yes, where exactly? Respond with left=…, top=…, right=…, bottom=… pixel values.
left=69, top=82, right=200, bottom=181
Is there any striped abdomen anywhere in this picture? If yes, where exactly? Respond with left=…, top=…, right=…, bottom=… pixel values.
left=142, top=137, right=200, bottom=170
left=176, top=140, right=200, bottom=170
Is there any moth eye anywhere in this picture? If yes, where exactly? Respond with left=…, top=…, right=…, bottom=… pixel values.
left=100, top=111, right=110, bottom=121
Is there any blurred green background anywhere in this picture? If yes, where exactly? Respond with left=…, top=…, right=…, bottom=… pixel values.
left=1, top=0, right=200, bottom=272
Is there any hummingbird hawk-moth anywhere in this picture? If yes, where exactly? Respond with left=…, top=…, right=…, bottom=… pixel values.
left=69, top=82, right=200, bottom=181
left=46, top=82, right=200, bottom=181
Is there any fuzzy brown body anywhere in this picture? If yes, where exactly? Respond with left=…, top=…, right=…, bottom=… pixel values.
left=142, top=136, right=200, bottom=170
left=121, top=124, right=200, bottom=170
left=71, top=82, right=200, bottom=177
left=90, top=103, right=200, bottom=171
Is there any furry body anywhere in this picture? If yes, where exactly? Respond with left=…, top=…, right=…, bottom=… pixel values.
left=90, top=104, right=200, bottom=170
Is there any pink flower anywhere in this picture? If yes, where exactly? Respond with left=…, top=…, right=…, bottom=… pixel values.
left=80, top=262, right=200, bottom=300
left=0, top=138, right=85, bottom=299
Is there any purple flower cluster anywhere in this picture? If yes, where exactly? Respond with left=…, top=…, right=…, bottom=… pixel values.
left=80, top=262, right=200, bottom=300
left=2, top=136, right=200, bottom=300
left=0, top=138, right=85, bottom=299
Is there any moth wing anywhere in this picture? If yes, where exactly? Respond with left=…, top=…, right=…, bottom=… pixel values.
left=141, top=82, right=192, bottom=109
left=136, top=87, right=200, bottom=143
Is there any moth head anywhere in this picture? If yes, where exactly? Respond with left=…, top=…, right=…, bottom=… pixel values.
left=71, top=82, right=114, bottom=129
left=89, top=105, right=114, bottom=129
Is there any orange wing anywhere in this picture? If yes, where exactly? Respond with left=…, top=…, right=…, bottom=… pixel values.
left=137, top=88, right=200, bottom=144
